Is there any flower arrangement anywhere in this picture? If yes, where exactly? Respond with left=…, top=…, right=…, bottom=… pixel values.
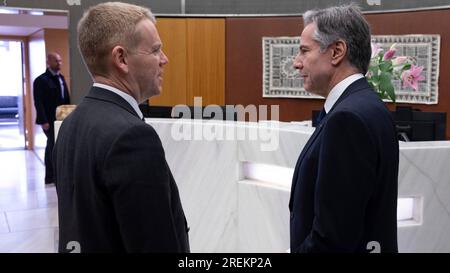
left=366, top=42, right=425, bottom=103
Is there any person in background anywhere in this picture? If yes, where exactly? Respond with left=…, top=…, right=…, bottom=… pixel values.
left=289, top=4, right=399, bottom=252
left=33, top=52, right=70, bottom=185
left=53, top=2, right=189, bottom=253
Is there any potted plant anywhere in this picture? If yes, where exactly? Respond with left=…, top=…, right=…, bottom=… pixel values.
left=366, top=42, right=425, bottom=103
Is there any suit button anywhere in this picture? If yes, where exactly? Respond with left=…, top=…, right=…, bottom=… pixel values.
left=290, top=212, right=294, bottom=219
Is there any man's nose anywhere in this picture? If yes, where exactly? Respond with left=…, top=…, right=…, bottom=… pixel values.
left=293, top=53, right=302, bottom=70
left=160, top=50, right=169, bottom=65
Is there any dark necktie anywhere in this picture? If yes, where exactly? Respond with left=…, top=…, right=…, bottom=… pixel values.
left=316, top=108, right=327, bottom=124
left=56, top=74, right=65, bottom=100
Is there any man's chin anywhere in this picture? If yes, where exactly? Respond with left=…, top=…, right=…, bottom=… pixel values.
left=303, top=86, right=314, bottom=94
left=305, top=88, right=323, bottom=97
left=151, top=88, right=162, bottom=97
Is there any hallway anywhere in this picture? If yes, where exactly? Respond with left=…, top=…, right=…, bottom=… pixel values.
left=0, top=149, right=58, bottom=253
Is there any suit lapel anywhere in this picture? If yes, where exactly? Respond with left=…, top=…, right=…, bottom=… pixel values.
left=289, top=122, right=325, bottom=210
left=289, top=77, right=371, bottom=210
left=45, top=69, right=68, bottom=102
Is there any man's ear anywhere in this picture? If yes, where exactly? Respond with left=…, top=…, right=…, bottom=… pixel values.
left=330, top=39, right=347, bottom=66
left=111, top=46, right=129, bottom=73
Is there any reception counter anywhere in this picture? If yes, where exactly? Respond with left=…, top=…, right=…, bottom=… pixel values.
left=55, top=118, right=450, bottom=252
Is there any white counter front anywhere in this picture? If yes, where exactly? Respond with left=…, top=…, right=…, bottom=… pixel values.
left=55, top=119, right=450, bottom=252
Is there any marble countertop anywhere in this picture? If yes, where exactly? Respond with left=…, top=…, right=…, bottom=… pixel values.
left=54, top=118, right=450, bottom=252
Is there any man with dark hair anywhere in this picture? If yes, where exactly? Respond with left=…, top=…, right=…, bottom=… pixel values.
left=33, top=52, right=70, bottom=185
left=289, top=5, right=399, bottom=252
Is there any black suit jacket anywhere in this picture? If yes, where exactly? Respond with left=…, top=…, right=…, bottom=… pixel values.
left=289, top=78, right=399, bottom=253
left=53, top=87, right=190, bottom=253
left=33, top=69, right=70, bottom=125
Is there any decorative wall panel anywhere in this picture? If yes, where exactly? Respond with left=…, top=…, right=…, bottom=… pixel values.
left=262, top=35, right=440, bottom=104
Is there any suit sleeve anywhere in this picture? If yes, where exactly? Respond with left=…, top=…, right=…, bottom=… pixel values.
left=103, top=123, right=184, bottom=252
left=33, top=77, right=48, bottom=124
left=298, top=110, right=378, bottom=252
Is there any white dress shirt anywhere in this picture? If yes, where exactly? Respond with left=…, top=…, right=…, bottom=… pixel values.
left=49, top=68, right=65, bottom=99
left=93, top=83, right=144, bottom=120
left=323, top=73, right=364, bottom=114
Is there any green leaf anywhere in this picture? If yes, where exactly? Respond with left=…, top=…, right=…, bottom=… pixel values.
left=403, top=63, right=411, bottom=70
left=379, top=72, right=396, bottom=103
left=379, top=72, right=391, bottom=86
left=379, top=61, right=392, bottom=72
left=377, top=54, right=383, bottom=62
left=377, top=91, right=386, bottom=100
left=385, top=83, right=396, bottom=103
left=369, top=65, right=379, bottom=77
left=368, top=75, right=379, bottom=84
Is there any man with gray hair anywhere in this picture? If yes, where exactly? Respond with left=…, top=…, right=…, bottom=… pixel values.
left=289, top=4, right=398, bottom=252
left=53, top=2, right=189, bottom=252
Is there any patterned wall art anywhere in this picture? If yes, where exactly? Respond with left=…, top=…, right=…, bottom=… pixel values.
left=262, top=35, right=440, bottom=104
left=262, top=36, right=323, bottom=99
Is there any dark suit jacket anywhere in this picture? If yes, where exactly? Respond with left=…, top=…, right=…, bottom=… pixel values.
left=53, top=87, right=190, bottom=253
left=289, top=78, right=399, bottom=253
left=33, top=69, right=70, bottom=125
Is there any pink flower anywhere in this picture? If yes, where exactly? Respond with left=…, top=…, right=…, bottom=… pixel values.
left=383, top=43, right=397, bottom=60
left=371, top=43, right=382, bottom=58
left=392, top=56, right=407, bottom=66
left=402, top=64, right=425, bottom=91
left=383, top=49, right=396, bottom=61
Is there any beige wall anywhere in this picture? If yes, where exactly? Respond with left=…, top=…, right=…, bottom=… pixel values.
left=44, top=28, right=70, bottom=92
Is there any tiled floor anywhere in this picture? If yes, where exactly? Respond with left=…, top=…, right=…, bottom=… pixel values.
left=0, top=121, right=25, bottom=150
left=0, top=149, right=58, bottom=253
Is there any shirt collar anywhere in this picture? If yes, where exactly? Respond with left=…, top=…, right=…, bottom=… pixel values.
left=48, top=68, right=60, bottom=76
left=93, top=83, right=144, bottom=120
left=324, top=73, right=364, bottom=113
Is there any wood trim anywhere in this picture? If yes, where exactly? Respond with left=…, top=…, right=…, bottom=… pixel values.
left=0, top=35, right=26, bottom=40
left=22, top=37, right=34, bottom=150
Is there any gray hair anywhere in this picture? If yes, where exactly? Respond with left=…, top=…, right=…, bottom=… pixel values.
left=303, top=4, right=371, bottom=74
left=77, top=2, right=156, bottom=76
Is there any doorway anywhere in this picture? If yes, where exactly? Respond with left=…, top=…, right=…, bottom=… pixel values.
left=0, top=39, right=25, bottom=151
left=0, top=8, right=69, bottom=159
